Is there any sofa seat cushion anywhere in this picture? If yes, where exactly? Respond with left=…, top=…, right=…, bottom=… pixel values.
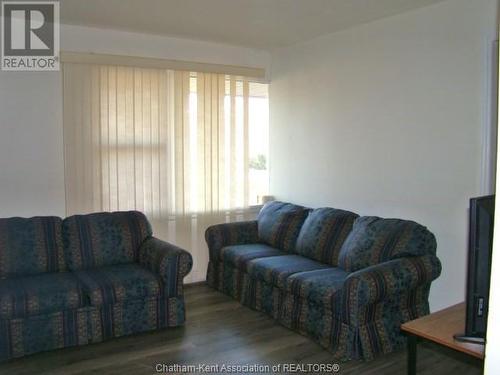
left=220, top=244, right=285, bottom=270
left=295, top=207, right=358, bottom=266
left=63, top=211, right=152, bottom=271
left=257, top=201, right=310, bottom=252
left=285, top=268, right=348, bottom=306
left=338, top=216, right=437, bottom=272
left=0, top=273, right=84, bottom=319
left=74, top=264, right=161, bottom=306
left=246, top=255, right=330, bottom=289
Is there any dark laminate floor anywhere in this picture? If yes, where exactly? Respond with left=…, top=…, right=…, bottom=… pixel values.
left=0, top=284, right=482, bottom=375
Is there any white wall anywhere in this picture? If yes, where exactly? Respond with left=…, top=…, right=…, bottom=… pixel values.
left=0, top=70, right=65, bottom=217
left=0, top=24, right=270, bottom=218
left=485, top=143, right=500, bottom=373
left=270, top=0, right=498, bottom=311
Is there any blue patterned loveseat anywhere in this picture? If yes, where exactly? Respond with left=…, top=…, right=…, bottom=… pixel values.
left=206, top=201, right=441, bottom=361
left=0, top=211, right=192, bottom=361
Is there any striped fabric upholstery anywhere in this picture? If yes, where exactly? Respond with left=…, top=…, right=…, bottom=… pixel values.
left=334, top=255, right=442, bottom=326
left=257, top=201, right=310, bottom=252
left=74, top=264, right=161, bottom=306
left=96, top=296, right=185, bottom=340
left=209, top=259, right=441, bottom=362
left=62, top=211, right=152, bottom=271
left=139, top=238, right=193, bottom=297
left=237, top=255, right=441, bottom=360
left=0, top=272, right=84, bottom=319
left=280, top=284, right=433, bottom=361
left=246, top=255, right=330, bottom=289
left=205, top=220, right=259, bottom=262
left=207, top=245, right=283, bottom=300
left=205, top=221, right=260, bottom=296
left=0, top=307, right=96, bottom=361
left=205, top=202, right=442, bottom=361
left=220, top=244, right=285, bottom=270
left=285, top=268, right=348, bottom=306
left=0, top=295, right=187, bottom=361
left=0, top=217, right=65, bottom=279
left=295, top=208, right=358, bottom=266
left=0, top=211, right=192, bottom=362
left=338, top=216, right=437, bottom=272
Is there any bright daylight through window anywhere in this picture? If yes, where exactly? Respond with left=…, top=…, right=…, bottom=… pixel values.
left=63, top=64, right=269, bottom=217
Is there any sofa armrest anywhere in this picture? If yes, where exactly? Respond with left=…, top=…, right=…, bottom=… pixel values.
left=336, top=255, right=442, bottom=324
left=139, top=237, right=193, bottom=297
left=205, top=220, right=259, bottom=261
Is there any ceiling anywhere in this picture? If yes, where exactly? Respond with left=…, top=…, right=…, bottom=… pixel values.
left=59, top=0, right=446, bottom=50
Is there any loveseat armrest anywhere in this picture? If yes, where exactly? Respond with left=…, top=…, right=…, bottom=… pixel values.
left=139, top=237, right=193, bottom=297
left=205, top=220, right=259, bottom=261
left=336, top=254, right=441, bottom=325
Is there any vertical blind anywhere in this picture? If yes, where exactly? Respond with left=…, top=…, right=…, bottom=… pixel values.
left=63, top=61, right=268, bottom=282
left=63, top=63, right=265, bottom=217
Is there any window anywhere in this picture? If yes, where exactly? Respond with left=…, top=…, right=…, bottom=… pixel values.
left=63, top=63, right=269, bottom=217
left=247, top=82, right=269, bottom=206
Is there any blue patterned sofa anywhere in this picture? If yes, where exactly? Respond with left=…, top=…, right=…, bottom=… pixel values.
left=0, top=211, right=192, bottom=361
left=206, top=201, right=441, bottom=361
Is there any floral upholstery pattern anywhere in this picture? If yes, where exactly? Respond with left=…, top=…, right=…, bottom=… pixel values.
left=0, top=307, right=96, bottom=361
left=205, top=244, right=284, bottom=301
left=333, top=255, right=442, bottom=326
left=205, top=220, right=259, bottom=261
left=0, top=272, right=84, bottom=319
left=246, top=255, right=330, bottom=289
left=62, top=211, right=152, bottom=270
left=0, top=211, right=192, bottom=362
left=280, top=284, right=432, bottom=360
left=0, top=295, right=186, bottom=361
left=220, top=244, right=285, bottom=269
left=338, top=216, right=437, bottom=272
left=295, top=208, right=358, bottom=266
left=257, top=201, right=310, bottom=252
left=206, top=202, right=442, bottom=361
left=139, top=237, right=193, bottom=297
left=215, top=257, right=440, bottom=361
left=74, top=264, right=161, bottom=306
left=0, top=217, right=65, bottom=279
left=205, top=221, right=268, bottom=297
left=285, top=268, right=348, bottom=305
left=96, top=295, right=185, bottom=340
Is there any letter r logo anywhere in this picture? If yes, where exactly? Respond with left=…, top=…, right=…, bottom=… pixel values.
left=2, top=1, right=57, bottom=56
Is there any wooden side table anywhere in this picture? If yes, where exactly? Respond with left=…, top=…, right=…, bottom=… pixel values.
left=400, top=303, right=484, bottom=375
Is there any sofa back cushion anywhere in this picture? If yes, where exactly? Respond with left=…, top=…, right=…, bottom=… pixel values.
left=0, top=216, right=65, bottom=279
left=295, top=207, right=359, bottom=266
left=338, top=216, right=437, bottom=272
left=63, top=211, right=152, bottom=271
left=257, top=201, right=310, bottom=252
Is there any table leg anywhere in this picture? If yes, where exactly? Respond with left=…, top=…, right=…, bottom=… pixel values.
left=408, top=335, right=417, bottom=375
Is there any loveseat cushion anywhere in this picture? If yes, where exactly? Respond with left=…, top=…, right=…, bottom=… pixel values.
left=74, top=264, right=161, bottom=306
left=338, top=216, right=437, bottom=272
left=285, top=267, right=348, bottom=306
left=63, top=211, right=152, bottom=271
left=0, top=273, right=84, bottom=318
left=295, top=208, right=358, bottom=266
left=220, top=244, right=285, bottom=270
left=0, top=216, right=65, bottom=279
left=257, top=201, right=310, bottom=252
left=246, top=255, right=330, bottom=289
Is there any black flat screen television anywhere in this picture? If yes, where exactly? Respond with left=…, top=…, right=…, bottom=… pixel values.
left=455, top=195, right=495, bottom=344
